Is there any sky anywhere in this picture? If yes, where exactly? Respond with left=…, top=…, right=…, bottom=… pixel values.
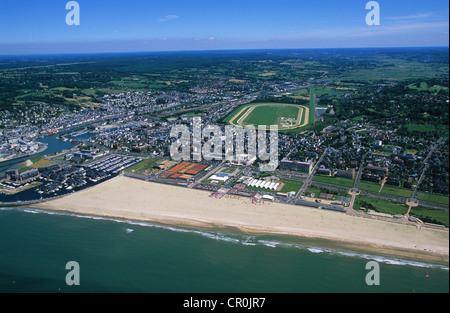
left=0, top=0, right=448, bottom=54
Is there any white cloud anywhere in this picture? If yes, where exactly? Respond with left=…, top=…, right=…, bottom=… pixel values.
left=158, top=15, right=179, bottom=22
left=386, top=12, right=434, bottom=21
left=262, top=21, right=449, bottom=42
left=376, top=21, right=449, bottom=32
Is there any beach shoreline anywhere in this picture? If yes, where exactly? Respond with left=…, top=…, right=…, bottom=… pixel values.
left=30, top=175, right=449, bottom=266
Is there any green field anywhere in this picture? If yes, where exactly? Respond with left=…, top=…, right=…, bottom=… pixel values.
left=223, top=81, right=320, bottom=132
left=410, top=206, right=449, bottom=227
left=244, top=105, right=300, bottom=126
left=380, top=185, right=414, bottom=198
left=279, top=179, right=304, bottom=195
left=312, top=175, right=355, bottom=188
left=225, top=102, right=309, bottom=131
left=359, top=181, right=414, bottom=198
left=418, top=192, right=449, bottom=205
left=354, top=195, right=449, bottom=227
left=354, top=196, right=409, bottom=215
left=124, top=158, right=158, bottom=174
left=359, top=181, right=382, bottom=192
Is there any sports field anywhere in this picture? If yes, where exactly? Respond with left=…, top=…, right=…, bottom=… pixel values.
left=226, top=102, right=310, bottom=131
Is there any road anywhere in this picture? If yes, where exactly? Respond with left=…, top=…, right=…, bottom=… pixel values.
left=412, top=137, right=444, bottom=200
left=347, top=153, right=367, bottom=210
left=295, top=147, right=328, bottom=200
left=354, top=153, right=366, bottom=190
left=188, top=161, right=225, bottom=189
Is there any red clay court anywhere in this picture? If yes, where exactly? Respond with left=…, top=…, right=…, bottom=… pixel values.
left=162, top=162, right=208, bottom=179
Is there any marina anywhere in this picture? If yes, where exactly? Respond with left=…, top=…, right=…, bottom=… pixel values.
left=0, top=132, right=142, bottom=204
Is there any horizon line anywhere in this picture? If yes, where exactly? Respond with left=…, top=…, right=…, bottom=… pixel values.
left=0, top=45, right=449, bottom=58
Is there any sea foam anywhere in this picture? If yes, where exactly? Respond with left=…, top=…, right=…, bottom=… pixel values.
left=12, top=206, right=450, bottom=271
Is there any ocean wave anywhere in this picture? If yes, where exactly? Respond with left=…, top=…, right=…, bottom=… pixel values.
left=23, top=209, right=39, bottom=214
left=14, top=206, right=450, bottom=271
left=242, top=236, right=257, bottom=246
left=308, top=247, right=325, bottom=254
left=357, top=254, right=448, bottom=270
left=258, top=240, right=280, bottom=248
left=304, top=248, right=449, bottom=270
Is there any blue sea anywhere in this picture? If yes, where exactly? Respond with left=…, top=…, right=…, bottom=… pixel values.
left=0, top=207, right=448, bottom=293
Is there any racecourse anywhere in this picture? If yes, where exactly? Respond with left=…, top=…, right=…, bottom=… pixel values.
left=227, top=103, right=310, bottom=131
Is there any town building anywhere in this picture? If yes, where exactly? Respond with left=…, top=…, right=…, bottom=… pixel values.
left=279, top=158, right=314, bottom=173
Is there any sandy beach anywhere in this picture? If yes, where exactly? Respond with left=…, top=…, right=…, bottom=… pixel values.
left=32, top=175, right=449, bottom=265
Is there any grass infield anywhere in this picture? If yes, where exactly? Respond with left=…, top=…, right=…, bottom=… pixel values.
left=226, top=102, right=310, bottom=131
